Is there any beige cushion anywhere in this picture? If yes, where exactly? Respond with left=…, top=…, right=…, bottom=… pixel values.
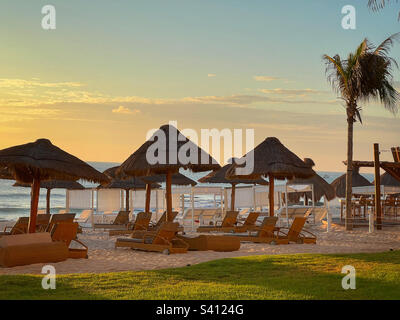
left=0, top=232, right=52, bottom=248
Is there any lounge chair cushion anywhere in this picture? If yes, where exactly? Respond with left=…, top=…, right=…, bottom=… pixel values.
left=0, top=233, right=52, bottom=247
left=0, top=233, right=68, bottom=267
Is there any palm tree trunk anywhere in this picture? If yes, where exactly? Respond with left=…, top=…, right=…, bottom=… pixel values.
left=345, top=115, right=354, bottom=231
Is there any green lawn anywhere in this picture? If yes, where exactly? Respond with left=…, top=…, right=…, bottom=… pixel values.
left=0, top=251, right=399, bottom=300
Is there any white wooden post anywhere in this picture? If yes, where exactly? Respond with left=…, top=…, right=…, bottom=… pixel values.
left=311, top=184, right=315, bottom=207
left=155, top=190, right=159, bottom=220
left=253, top=186, right=256, bottom=211
left=285, top=184, right=289, bottom=227
left=325, top=196, right=331, bottom=232
left=191, top=186, right=195, bottom=232
left=65, top=189, right=70, bottom=213
left=224, top=188, right=228, bottom=214
left=91, top=189, right=94, bottom=210
left=120, top=189, right=124, bottom=211
left=220, top=188, right=224, bottom=215
left=369, top=210, right=374, bottom=233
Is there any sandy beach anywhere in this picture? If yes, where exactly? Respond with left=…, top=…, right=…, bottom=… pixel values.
left=1, top=220, right=399, bottom=275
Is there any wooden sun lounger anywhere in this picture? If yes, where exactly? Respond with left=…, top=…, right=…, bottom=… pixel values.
left=75, top=209, right=93, bottom=224
left=180, top=208, right=204, bottom=226
left=93, top=211, right=130, bottom=229
left=36, top=214, right=51, bottom=232
left=196, top=211, right=239, bottom=233
left=277, top=217, right=317, bottom=244
left=0, top=217, right=29, bottom=236
left=148, top=211, right=179, bottom=230
left=109, top=212, right=152, bottom=236
left=233, top=212, right=261, bottom=233
left=51, top=222, right=88, bottom=258
left=115, top=222, right=189, bottom=254
left=230, top=217, right=289, bottom=245
left=310, top=207, right=327, bottom=224
left=45, top=213, right=76, bottom=232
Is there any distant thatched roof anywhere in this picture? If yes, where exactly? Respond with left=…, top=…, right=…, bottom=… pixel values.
left=199, top=159, right=268, bottom=185
left=13, top=180, right=85, bottom=190
left=0, top=139, right=109, bottom=184
left=379, top=172, right=400, bottom=187
left=226, top=137, right=314, bottom=181
left=288, top=159, right=335, bottom=201
left=118, top=124, right=220, bottom=177
left=103, top=165, right=195, bottom=188
left=100, top=166, right=160, bottom=190
left=331, top=167, right=371, bottom=198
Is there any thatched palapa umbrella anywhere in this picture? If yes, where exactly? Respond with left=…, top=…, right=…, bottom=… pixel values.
left=0, top=167, right=14, bottom=180
left=141, top=172, right=197, bottom=213
left=100, top=166, right=161, bottom=211
left=199, top=158, right=268, bottom=211
left=0, top=139, right=109, bottom=232
left=13, top=180, right=85, bottom=214
left=226, top=137, right=314, bottom=216
left=379, top=172, right=400, bottom=187
left=331, top=166, right=371, bottom=198
left=118, top=124, right=220, bottom=221
left=287, top=158, right=335, bottom=203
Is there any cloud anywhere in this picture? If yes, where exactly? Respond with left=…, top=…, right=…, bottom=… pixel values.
left=207, top=73, right=216, bottom=77
left=181, top=94, right=337, bottom=106
left=0, top=78, right=84, bottom=89
left=112, top=106, right=141, bottom=115
left=253, top=76, right=281, bottom=82
left=258, top=88, right=326, bottom=96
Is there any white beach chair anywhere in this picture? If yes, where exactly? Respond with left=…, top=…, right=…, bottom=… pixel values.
left=75, top=209, right=94, bottom=227
left=310, top=207, right=328, bottom=224
left=180, top=208, right=204, bottom=226
left=200, top=209, right=218, bottom=225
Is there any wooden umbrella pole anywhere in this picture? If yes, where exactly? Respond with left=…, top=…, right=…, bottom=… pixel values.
left=269, top=174, right=274, bottom=217
left=125, top=189, right=130, bottom=212
left=29, top=177, right=41, bottom=233
left=166, top=170, right=173, bottom=221
left=145, top=184, right=151, bottom=213
left=230, top=184, right=236, bottom=211
left=46, top=188, right=51, bottom=214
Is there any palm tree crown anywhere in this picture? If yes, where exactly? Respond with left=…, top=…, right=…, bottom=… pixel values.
left=323, top=33, right=400, bottom=123
left=368, top=0, right=400, bottom=19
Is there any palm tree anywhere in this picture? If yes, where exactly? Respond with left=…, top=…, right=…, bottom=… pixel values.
left=323, top=34, right=400, bottom=230
left=368, top=0, right=400, bottom=19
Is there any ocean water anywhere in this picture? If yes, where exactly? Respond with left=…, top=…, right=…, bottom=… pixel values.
left=0, top=162, right=374, bottom=221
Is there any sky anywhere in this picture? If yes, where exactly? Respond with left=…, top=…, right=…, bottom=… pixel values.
left=1, top=0, right=400, bottom=172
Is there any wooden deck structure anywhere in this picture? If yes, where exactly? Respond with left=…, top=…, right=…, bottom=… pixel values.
left=344, top=145, right=400, bottom=230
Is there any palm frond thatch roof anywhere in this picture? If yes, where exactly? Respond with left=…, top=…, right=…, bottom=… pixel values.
left=379, top=172, right=400, bottom=187
left=199, top=160, right=268, bottom=185
left=100, top=166, right=160, bottom=190
left=0, top=139, right=109, bottom=184
left=13, top=180, right=85, bottom=190
left=331, top=167, right=371, bottom=198
left=142, top=173, right=197, bottom=186
left=0, top=167, right=13, bottom=180
left=226, top=137, right=315, bottom=180
left=118, top=124, right=220, bottom=176
left=288, top=159, right=336, bottom=201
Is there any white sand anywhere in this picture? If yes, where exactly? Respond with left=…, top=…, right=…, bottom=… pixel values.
left=0, top=220, right=399, bottom=275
